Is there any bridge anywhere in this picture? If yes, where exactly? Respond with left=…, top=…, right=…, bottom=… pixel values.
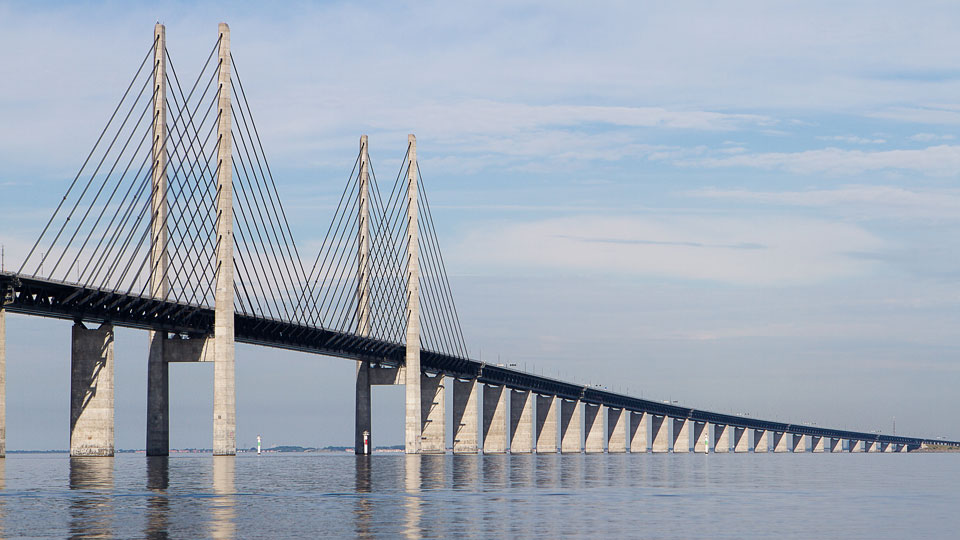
left=0, top=23, right=954, bottom=457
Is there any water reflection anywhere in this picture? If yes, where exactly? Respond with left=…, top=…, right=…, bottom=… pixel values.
left=403, top=455, right=421, bottom=539
left=353, top=457, right=374, bottom=538
left=210, top=457, right=235, bottom=540
left=69, top=457, right=114, bottom=539
left=145, top=457, right=169, bottom=539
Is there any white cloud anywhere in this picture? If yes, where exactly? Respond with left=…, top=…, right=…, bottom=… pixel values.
left=681, top=145, right=960, bottom=176
left=453, top=215, right=883, bottom=286
left=910, top=133, right=956, bottom=142
left=817, top=135, right=886, bottom=145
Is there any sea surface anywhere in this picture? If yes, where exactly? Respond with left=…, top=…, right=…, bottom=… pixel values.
left=0, top=451, right=956, bottom=538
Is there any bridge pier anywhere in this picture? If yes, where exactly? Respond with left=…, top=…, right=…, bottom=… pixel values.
left=790, top=434, right=807, bottom=452
left=733, top=426, right=749, bottom=452
left=714, top=424, right=730, bottom=453
left=70, top=322, right=114, bottom=457
left=773, top=431, right=788, bottom=452
left=509, top=389, right=534, bottom=453
left=866, top=441, right=878, bottom=452
left=584, top=404, right=604, bottom=453
left=651, top=415, right=669, bottom=453
left=849, top=439, right=862, bottom=452
left=629, top=411, right=648, bottom=452
left=829, top=437, right=843, bottom=453
left=452, top=378, right=478, bottom=454
left=560, top=399, right=581, bottom=453
left=482, top=384, right=507, bottom=454
left=672, top=418, right=690, bottom=453
left=753, top=429, right=768, bottom=453
left=811, top=435, right=825, bottom=453
left=607, top=408, right=627, bottom=453
left=692, top=421, right=708, bottom=452
left=535, top=394, right=557, bottom=453
left=882, top=442, right=893, bottom=453
left=420, top=373, right=445, bottom=453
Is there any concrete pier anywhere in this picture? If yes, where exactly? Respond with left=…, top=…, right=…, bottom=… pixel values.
left=607, top=408, right=627, bottom=453
left=672, top=418, right=690, bottom=453
left=714, top=424, right=730, bottom=453
left=849, top=439, right=862, bottom=452
left=651, top=415, right=669, bottom=453
left=404, top=134, right=422, bottom=454
left=560, top=399, right=581, bottom=453
left=811, top=435, right=825, bottom=453
left=829, top=437, right=843, bottom=453
left=535, top=394, right=557, bottom=453
left=70, top=322, right=115, bottom=457
left=791, top=433, right=807, bottom=452
left=354, top=135, right=372, bottom=455
left=733, top=427, right=749, bottom=453
left=882, top=442, right=893, bottom=453
left=867, top=441, right=878, bottom=452
left=629, top=411, right=648, bottom=453
left=509, top=389, right=534, bottom=453
left=420, top=373, right=445, bottom=453
left=212, top=22, right=236, bottom=456
left=753, top=429, right=768, bottom=453
left=452, top=378, right=478, bottom=453
left=584, top=404, right=604, bottom=453
left=482, top=384, right=507, bottom=453
left=692, top=422, right=708, bottom=453
left=146, top=22, right=170, bottom=457
left=772, top=431, right=789, bottom=452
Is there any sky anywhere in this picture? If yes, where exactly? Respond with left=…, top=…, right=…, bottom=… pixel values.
left=1, top=0, right=959, bottom=449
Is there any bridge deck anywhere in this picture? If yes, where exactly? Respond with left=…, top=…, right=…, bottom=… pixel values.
left=2, top=271, right=955, bottom=448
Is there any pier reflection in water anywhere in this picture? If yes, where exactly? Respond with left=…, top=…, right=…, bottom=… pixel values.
left=0, top=453, right=956, bottom=538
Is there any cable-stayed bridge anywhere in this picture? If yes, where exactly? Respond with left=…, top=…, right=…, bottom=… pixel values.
left=0, top=23, right=954, bottom=457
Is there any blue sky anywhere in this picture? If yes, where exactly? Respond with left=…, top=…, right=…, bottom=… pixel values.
left=1, top=1, right=959, bottom=449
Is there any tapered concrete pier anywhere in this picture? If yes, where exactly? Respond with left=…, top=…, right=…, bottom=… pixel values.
left=693, top=422, right=708, bottom=453
left=714, top=424, right=730, bottom=453
left=629, top=411, right=648, bottom=452
left=607, top=408, right=627, bottom=453
left=535, top=394, right=557, bottom=453
left=509, top=389, right=534, bottom=453
left=791, top=433, right=807, bottom=452
left=811, top=435, right=825, bottom=453
left=672, top=418, right=690, bottom=453
left=829, top=437, right=842, bottom=453
left=70, top=322, right=115, bottom=457
left=420, top=373, right=445, bottom=453
left=212, top=22, right=236, bottom=456
left=560, top=399, right=581, bottom=453
left=753, top=429, right=768, bottom=453
left=452, top=378, right=478, bottom=453
left=733, top=427, right=749, bottom=452
left=849, top=439, right=862, bottom=452
left=651, top=415, right=669, bottom=453
left=773, top=431, right=789, bottom=452
left=482, top=384, right=507, bottom=453
left=584, top=404, right=604, bottom=453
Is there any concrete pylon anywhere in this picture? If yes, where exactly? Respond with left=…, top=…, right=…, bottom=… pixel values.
left=714, top=424, right=730, bottom=453
left=867, top=441, right=878, bottom=452
left=0, top=307, right=5, bottom=457
left=212, top=22, right=236, bottom=456
left=811, top=435, right=825, bottom=453
left=146, top=22, right=170, bottom=457
left=354, top=135, right=372, bottom=455
left=560, top=399, right=581, bottom=453
left=791, top=433, right=807, bottom=452
left=584, top=404, right=604, bottom=453
left=482, top=384, right=507, bottom=453
left=672, top=418, right=690, bottom=453
left=733, top=427, right=749, bottom=453
left=629, top=411, right=648, bottom=452
left=882, top=442, right=893, bottom=453
left=772, top=431, right=789, bottom=453
left=753, top=429, right=768, bottom=453
left=452, top=378, right=478, bottom=453
left=651, top=415, right=668, bottom=453
left=420, top=372, right=445, bottom=453
left=849, top=439, right=862, bottom=452
left=693, top=422, right=708, bottom=453
left=404, top=134, right=422, bottom=454
left=70, top=322, right=115, bottom=457
left=607, top=408, right=627, bottom=453
left=535, top=394, right=557, bottom=453
left=509, top=389, right=534, bottom=453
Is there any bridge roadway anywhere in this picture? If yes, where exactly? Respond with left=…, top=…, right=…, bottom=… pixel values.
left=3, top=271, right=957, bottom=450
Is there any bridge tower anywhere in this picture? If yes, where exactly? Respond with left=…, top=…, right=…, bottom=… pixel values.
left=354, top=135, right=372, bottom=455
left=404, top=134, right=422, bottom=454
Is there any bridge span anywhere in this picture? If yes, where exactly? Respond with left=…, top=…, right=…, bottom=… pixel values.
left=0, top=23, right=955, bottom=457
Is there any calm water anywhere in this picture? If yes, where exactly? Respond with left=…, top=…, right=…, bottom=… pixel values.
left=0, top=452, right=956, bottom=538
